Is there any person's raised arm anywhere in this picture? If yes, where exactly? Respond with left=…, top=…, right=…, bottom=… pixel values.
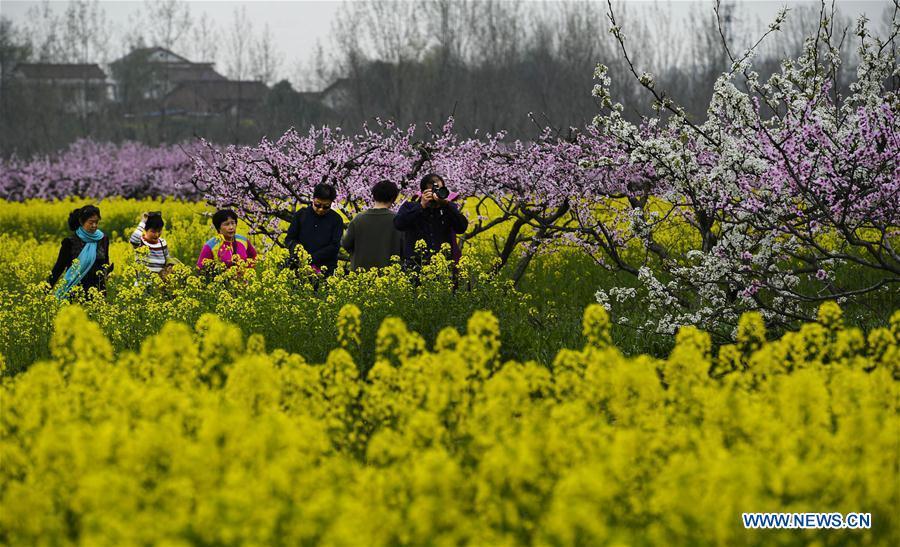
left=394, top=201, right=423, bottom=231
left=129, top=218, right=146, bottom=247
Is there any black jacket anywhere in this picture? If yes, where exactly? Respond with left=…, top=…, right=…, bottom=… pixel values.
left=48, top=234, right=111, bottom=293
left=394, top=200, right=468, bottom=265
left=284, top=206, right=344, bottom=274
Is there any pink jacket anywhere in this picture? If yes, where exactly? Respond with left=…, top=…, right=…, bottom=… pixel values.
left=197, top=234, right=258, bottom=269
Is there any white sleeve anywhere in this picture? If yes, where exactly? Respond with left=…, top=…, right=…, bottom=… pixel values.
left=129, top=221, right=146, bottom=247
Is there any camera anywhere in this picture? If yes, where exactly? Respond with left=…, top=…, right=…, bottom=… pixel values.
left=433, top=186, right=450, bottom=200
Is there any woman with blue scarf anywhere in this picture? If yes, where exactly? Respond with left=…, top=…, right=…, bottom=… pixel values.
left=48, top=205, right=112, bottom=300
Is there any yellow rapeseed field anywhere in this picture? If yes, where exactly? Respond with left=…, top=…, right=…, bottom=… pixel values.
left=1, top=301, right=898, bottom=545
left=1, top=198, right=898, bottom=545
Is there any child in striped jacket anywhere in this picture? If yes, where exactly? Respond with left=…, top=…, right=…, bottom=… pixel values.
left=130, top=212, right=171, bottom=276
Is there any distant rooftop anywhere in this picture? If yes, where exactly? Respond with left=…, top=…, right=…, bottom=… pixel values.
left=112, top=47, right=193, bottom=65
left=14, top=64, right=106, bottom=80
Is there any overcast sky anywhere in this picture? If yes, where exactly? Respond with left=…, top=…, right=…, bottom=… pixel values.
left=1, top=0, right=891, bottom=89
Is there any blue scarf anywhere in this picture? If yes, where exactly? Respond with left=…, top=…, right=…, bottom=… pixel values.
left=56, top=227, right=104, bottom=300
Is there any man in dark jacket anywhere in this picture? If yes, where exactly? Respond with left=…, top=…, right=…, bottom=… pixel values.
left=284, top=183, right=344, bottom=276
left=394, top=173, right=468, bottom=268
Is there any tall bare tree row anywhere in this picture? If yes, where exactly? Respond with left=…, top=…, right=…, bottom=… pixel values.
left=0, top=0, right=888, bottom=157
left=315, top=0, right=870, bottom=134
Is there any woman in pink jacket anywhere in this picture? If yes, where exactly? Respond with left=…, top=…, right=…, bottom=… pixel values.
left=197, top=209, right=258, bottom=270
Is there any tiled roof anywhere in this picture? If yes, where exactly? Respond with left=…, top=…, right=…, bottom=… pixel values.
left=15, top=63, right=106, bottom=80
left=112, top=47, right=192, bottom=65
left=162, top=64, right=227, bottom=83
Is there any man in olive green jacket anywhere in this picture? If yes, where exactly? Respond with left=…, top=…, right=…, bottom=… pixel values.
left=341, top=180, right=403, bottom=270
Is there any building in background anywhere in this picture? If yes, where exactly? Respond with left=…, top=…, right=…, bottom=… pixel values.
left=163, top=80, right=269, bottom=116
left=316, top=78, right=352, bottom=111
left=109, top=47, right=227, bottom=114
left=12, top=63, right=110, bottom=115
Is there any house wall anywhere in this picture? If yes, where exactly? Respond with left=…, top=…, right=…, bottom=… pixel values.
left=16, top=78, right=109, bottom=114
left=321, top=87, right=351, bottom=111
left=163, top=88, right=209, bottom=113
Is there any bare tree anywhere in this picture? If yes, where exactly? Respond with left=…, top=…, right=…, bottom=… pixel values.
left=250, top=23, right=282, bottom=85
left=61, top=0, right=111, bottom=64
left=142, top=0, right=192, bottom=53
left=226, top=6, right=252, bottom=80
left=355, top=0, right=428, bottom=121
left=57, top=0, right=112, bottom=136
left=0, top=17, right=30, bottom=76
left=226, top=6, right=253, bottom=142
left=24, top=0, right=65, bottom=62
left=0, top=16, right=32, bottom=151
left=137, top=0, right=193, bottom=142
left=189, top=11, right=218, bottom=64
left=295, top=43, right=328, bottom=92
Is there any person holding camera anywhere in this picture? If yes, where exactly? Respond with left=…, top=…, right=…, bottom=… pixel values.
left=394, top=173, right=468, bottom=268
left=284, top=183, right=344, bottom=277
left=341, top=179, right=402, bottom=271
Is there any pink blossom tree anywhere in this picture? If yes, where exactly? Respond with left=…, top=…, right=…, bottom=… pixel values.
left=0, top=139, right=206, bottom=200
left=191, top=117, right=600, bottom=280
left=188, top=0, right=898, bottom=336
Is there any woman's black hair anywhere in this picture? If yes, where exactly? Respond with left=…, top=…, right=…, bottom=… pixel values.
left=419, top=173, right=444, bottom=191
left=212, top=209, right=238, bottom=231
left=372, top=179, right=400, bottom=204
left=313, top=183, right=337, bottom=201
left=145, top=213, right=165, bottom=231
left=67, top=205, right=101, bottom=231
